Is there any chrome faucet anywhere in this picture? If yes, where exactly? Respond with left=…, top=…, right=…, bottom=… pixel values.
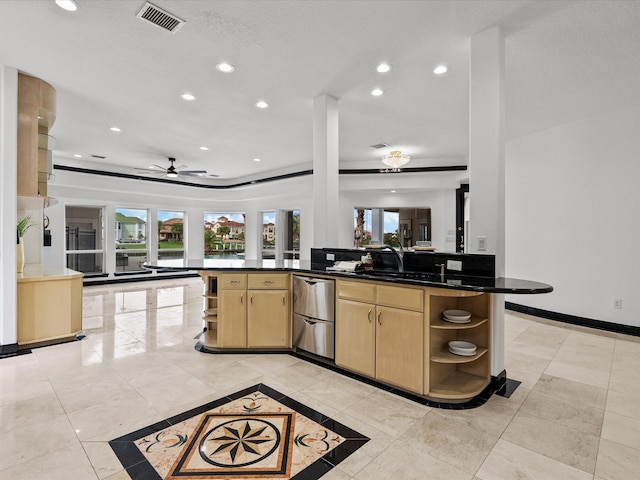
left=383, top=245, right=404, bottom=272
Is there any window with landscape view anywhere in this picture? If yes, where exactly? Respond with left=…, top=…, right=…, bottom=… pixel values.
left=262, top=211, right=276, bottom=259
left=158, top=210, right=185, bottom=263
left=354, top=208, right=399, bottom=247
left=203, top=213, right=245, bottom=259
left=115, top=208, right=148, bottom=273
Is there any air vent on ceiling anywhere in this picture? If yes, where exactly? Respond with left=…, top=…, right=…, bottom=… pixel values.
left=91, top=154, right=107, bottom=159
left=136, top=2, right=185, bottom=34
left=370, top=143, right=390, bottom=149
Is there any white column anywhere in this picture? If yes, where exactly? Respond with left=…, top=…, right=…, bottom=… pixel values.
left=0, top=65, right=19, bottom=352
left=468, top=27, right=506, bottom=377
left=313, top=95, right=339, bottom=247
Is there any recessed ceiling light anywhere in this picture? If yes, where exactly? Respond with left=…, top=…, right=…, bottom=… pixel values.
left=216, top=63, right=235, bottom=73
left=55, top=0, right=78, bottom=12
left=253, top=158, right=261, bottom=162
left=200, top=146, right=209, bottom=151
left=434, top=65, right=448, bottom=75
left=73, top=154, right=82, bottom=158
left=110, top=126, right=121, bottom=132
left=376, top=63, right=391, bottom=73
left=371, top=88, right=384, bottom=96
left=181, top=93, right=196, bottom=101
left=255, top=100, right=269, bottom=109
left=390, top=190, right=396, bottom=193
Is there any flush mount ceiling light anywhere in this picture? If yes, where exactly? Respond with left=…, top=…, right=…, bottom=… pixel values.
left=434, top=65, right=448, bottom=75
left=55, top=0, right=78, bottom=12
left=253, top=158, right=261, bottom=162
left=255, top=100, right=269, bottom=109
left=371, top=88, right=384, bottom=96
left=181, top=93, right=196, bottom=101
left=382, top=150, right=410, bottom=168
left=166, top=171, right=178, bottom=178
left=216, top=62, right=235, bottom=73
left=376, top=63, right=391, bottom=73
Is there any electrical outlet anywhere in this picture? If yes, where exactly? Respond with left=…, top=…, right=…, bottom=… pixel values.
left=614, top=298, right=622, bottom=309
left=477, top=236, right=487, bottom=251
left=447, top=259, right=462, bottom=271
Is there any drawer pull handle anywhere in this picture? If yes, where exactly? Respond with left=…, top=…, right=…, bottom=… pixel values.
left=264, top=280, right=273, bottom=284
left=377, top=311, right=382, bottom=325
left=240, top=294, right=243, bottom=304
left=250, top=295, right=253, bottom=304
left=230, top=280, right=239, bottom=284
left=282, top=296, right=286, bottom=304
left=367, top=309, right=372, bottom=322
left=304, top=319, right=317, bottom=325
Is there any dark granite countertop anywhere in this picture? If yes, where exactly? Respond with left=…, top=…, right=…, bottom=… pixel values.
left=144, top=259, right=552, bottom=294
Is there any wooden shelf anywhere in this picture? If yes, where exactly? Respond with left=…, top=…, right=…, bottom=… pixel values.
left=204, top=308, right=218, bottom=316
left=431, top=347, right=487, bottom=364
left=430, top=316, right=488, bottom=330
left=204, top=294, right=217, bottom=299
left=428, top=370, right=490, bottom=400
left=202, top=325, right=218, bottom=347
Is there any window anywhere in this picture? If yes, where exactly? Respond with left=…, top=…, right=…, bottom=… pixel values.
left=65, top=206, right=105, bottom=276
left=284, top=209, right=300, bottom=259
left=115, top=208, right=148, bottom=273
left=261, top=211, right=276, bottom=259
left=203, top=213, right=245, bottom=259
left=353, top=208, right=399, bottom=247
left=158, top=210, right=185, bottom=263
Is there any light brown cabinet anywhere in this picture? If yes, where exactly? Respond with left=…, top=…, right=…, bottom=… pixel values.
left=18, top=266, right=82, bottom=345
left=247, top=290, right=289, bottom=347
left=200, top=272, right=290, bottom=349
left=336, top=279, right=424, bottom=394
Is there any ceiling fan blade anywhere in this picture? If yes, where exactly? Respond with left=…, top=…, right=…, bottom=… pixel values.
left=174, top=164, right=188, bottom=170
left=179, top=170, right=208, bottom=175
left=152, top=164, right=166, bottom=170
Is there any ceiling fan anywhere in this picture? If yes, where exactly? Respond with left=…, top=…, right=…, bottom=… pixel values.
left=135, top=157, right=218, bottom=179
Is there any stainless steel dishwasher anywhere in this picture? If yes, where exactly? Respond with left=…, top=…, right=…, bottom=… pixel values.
left=292, top=275, right=335, bottom=359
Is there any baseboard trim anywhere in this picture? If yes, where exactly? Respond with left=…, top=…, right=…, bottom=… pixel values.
left=506, top=302, right=640, bottom=337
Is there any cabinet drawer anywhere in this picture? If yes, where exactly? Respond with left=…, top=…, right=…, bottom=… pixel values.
left=337, top=280, right=376, bottom=303
left=377, top=285, right=424, bottom=312
left=219, top=274, right=247, bottom=289
left=248, top=273, right=288, bottom=289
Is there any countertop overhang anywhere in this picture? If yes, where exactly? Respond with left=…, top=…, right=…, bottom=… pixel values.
left=144, top=260, right=553, bottom=295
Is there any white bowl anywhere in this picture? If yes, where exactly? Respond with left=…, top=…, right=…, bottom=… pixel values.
left=443, top=309, right=471, bottom=321
left=448, top=340, right=477, bottom=356
left=442, top=315, right=471, bottom=324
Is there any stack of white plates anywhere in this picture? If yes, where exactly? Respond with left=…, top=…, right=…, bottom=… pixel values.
left=448, top=340, right=477, bottom=356
left=442, top=309, right=471, bottom=323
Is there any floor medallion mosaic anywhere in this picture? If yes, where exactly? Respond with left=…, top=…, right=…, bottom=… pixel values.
left=110, top=384, right=369, bottom=479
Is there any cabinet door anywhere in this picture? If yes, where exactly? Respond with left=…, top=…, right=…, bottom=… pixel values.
left=375, top=306, right=424, bottom=393
left=219, top=290, right=246, bottom=347
left=247, top=290, right=289, bottom=347
left=335, top=299, right=376, bottom=377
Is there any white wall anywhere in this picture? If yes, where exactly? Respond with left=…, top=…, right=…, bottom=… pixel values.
left=505, top=106, right=640, bottom=326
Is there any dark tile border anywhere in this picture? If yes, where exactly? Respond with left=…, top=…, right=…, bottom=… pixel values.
left=109, top=383, right=369, bottom=480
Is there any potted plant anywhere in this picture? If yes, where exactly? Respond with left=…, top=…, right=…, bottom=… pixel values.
left=16, top=215, right=37, bottom=273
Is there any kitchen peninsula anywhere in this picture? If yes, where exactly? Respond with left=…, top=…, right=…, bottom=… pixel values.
left=145, top=250, right=551, bottom=402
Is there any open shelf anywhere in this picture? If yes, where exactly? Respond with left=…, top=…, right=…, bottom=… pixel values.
left=426, top=289, right=491, bottom=401
left=428, top=370, right=490, bottom=400
left=202, top=324, right=218, bottom=347
left=431, top=347, right=487, bottom=364
left=430, top=316, right=488, bottom=330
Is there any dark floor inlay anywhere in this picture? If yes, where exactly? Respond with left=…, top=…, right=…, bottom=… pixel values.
left=109, top=384, right=369, bottom=479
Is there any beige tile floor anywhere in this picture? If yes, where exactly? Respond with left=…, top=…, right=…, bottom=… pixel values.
left=1, top=277, right=639, bottom=479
